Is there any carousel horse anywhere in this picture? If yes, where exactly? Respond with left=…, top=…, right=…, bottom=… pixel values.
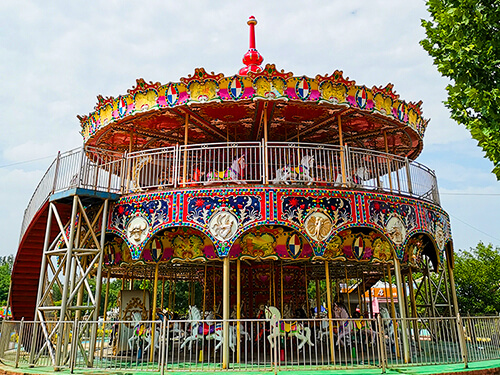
left=316, top=311, right=331, bottom=342
left=128, top=312, right=160, bottom=354
left=380, top=307, right=397, bottom=352
left=229, top=304, right=252, bottom=344
left=351, top=311, right=378, bottom=344
left=334, top=166, right=370, bottom=187
left=180, top=305, right=235, bottom=352
left=272, top=155, right=315, bottom=185
left=205, top=155, right=246, bottom=184
left=265, top=306, right=314, bottom=350
left=157, top=310, right=185, bottom=341
left=333, top=303, right=352, bottom=347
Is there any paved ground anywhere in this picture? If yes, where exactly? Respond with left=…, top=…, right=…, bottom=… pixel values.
left=1, top=359, right=500, bottom=375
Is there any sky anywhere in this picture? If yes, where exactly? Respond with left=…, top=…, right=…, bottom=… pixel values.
left=1, top=0, right=499, bottom=258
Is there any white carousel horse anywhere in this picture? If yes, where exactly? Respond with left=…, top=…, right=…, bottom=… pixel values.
left=128, top=312, right=160, bottom=353
left=334, top=166, right=370, bottom=187
left=265, top=306, right=314, bottom=350
left=316, top=311, right=331, bottom=342
left=157, top=310, right=185, bottom=341
left=272, top=155, right=315, bottom=185
left=180, top=305, right=235, bottom=352
left=205, top=155, right=246, bottom=184
left=380, top=307, right=397, bottom=351
left=333, top=303, right=352, bottom=347
left=229, top=304, right=252, bottom=344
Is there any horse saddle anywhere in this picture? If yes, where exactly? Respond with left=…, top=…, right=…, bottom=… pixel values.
left=279, top=321, right=299, bottom=333
left=198, top=323, right=219, bottom=335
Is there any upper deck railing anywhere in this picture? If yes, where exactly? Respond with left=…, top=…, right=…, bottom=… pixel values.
left=19, top=141, right=439, bottom=241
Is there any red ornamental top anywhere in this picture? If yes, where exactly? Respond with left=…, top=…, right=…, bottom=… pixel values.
left=239, top=16, right=264, bottom=75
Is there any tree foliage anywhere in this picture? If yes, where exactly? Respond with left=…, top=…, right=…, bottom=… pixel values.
left=453, top=242, right=500, bottom=315
left=0, top=255, right=13, bottom=306
left=421, top=0, right=500, bottom=177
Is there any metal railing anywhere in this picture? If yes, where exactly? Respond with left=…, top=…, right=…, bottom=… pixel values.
left=383, top=317, right=464, bottom=367
left=1, top=316, right=498, bottom=372
left=19, top=141, right=441, bottom=242
left=462, top=316, right=500, bottom=362
left=19, top=146, right=124, bottom=241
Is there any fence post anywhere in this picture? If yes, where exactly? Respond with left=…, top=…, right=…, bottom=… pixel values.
left=160, top=318, right=166, bottom=375
left=15, top=318, right=25, bottom=368
left=51, top=151, right=61, bottom=194
left=377, top=314, right=386, bottom=373
left=456, top=314, right=469, bottom=368
left=174, top=144, right=179, bottom=189
left=405, top=157, right=413, bottom=195
left=69, top=318, right=78, bottom=373
left=432, top=172, right=441, bottom=205
left=340, top=145, right=349, bottom=187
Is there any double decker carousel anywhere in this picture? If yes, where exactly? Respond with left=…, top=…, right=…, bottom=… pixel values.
left=9, top=16, right=460, bottom=372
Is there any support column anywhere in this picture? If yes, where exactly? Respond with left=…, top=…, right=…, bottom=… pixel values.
left=447, top=246, right=468, bottom=367
left=30, top=203, right=54, bottom=365
left=150, top=262, right=160, bottom=362
left=315, top=279, right=321, bottom=317
left=222, top=257, right=230, bottom=369
left=263, top=104, right=269, bottom=184
left=89, top=199, right=109, bottom=366
left=393, top=259, right=410, bottom=363
left=325, top=262, right=335, bottom=360
left=236, top=259, right=241, bottom=363
left=55, top=196, right=79, bottom=369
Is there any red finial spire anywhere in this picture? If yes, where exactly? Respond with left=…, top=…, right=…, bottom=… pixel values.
left=239, top=16, right=264, bottom=75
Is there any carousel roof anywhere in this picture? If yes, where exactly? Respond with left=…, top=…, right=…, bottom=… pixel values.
left=78, top=17, right=428, bottom=160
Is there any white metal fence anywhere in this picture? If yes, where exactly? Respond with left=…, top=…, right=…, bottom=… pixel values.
left=19, top=142, right=440, bottom=242
left=1, top=316, right=498, bottom=372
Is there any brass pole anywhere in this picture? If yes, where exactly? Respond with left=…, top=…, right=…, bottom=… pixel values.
left=172, top=281, right=176, bottom=311
left=304, top=266, right=309, bottom=317
left=161, top=277, right=165, bottom=311
left=345, top=267, right=351, bottom=316
left=213, top=265, right=216, bottom=313
left=368, top=280, right=374, bottom=318
left=269, top=263, right=272, bottom=306
left=272, top=262, right=276, bottom=307
left=315, top=279, right=321, bottom=317
left=280, top=261, right=284, bottom=314
left=202, top=265, right=207, bottom=319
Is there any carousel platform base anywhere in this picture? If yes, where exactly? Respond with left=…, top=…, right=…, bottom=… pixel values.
left=0, top=360, right=499, bottom=375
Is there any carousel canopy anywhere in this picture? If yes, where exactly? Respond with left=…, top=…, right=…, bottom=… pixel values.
left=78, top=17, right=428, bottom=160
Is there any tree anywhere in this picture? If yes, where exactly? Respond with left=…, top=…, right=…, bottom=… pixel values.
left=421, top=0, right=500, bottom=178
left=453, top=242, right=500, bottom=315
left=0, top=255, right=13, bottom=305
